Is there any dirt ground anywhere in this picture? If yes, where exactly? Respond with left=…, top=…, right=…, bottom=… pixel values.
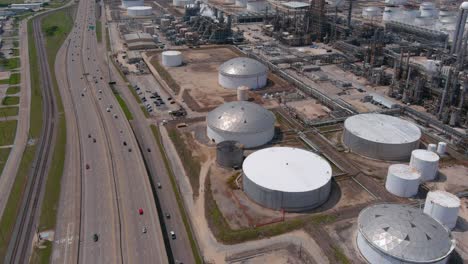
left=433, top=163, right=468, bottom=193
left=287, top=99, right=331, bottom=120
left=324, top=219, right=367, bottom=264
left=228, top=244, right=316, bottom=264
left=150, top=47, right=291, bottom=112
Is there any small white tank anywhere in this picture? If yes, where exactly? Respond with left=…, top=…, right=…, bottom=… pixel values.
left=385, top=164, right=421, bottom=197
left=437, top=142, right=447, bottom=155
left=362, top=6, right=381, bottom=18
left=427, top=143, right=437, bottom=152
left=162, top=51, right=182, bottom=67
left=237, top=86, right=249, bottom=101
left=424, top=190, right=460, bottom=229
left=409, top=149, right=439, bottom=181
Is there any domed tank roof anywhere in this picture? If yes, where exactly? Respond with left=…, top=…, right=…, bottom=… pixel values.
left=358, top=204, right=455, bottom=263
left=207, top=101, right=275, bottom=133
left=219, top=57, right=268, bottom=77
left=461, top=2, right=468, bottom=10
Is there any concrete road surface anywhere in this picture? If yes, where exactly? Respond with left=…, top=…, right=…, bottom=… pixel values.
left=51, top=0, right=168, bottom=263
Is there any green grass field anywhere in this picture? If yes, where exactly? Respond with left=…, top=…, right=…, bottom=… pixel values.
left=0, top=57, right=20, bottom=70
left=2, top=96, right=19, bottom=106
left=0, top=106, right=19, bottom=117
left=114, top=92, right=133, bottom=120
left=6, top=86, right=20, bottom=95
left=96, top=20, right=102, bottom=43
left=0, top=148, right=11, bottom=175
left=8, top=73, right=20, bottom=85
left=0, top=120, right=17, bottom=146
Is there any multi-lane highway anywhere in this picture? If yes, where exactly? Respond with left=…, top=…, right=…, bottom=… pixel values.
left=51, top=0, right=168, bottom=262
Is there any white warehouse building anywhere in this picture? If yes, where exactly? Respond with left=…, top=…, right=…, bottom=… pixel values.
left=122, top=0, right=144, bottom=8
left=206, top=101, right=275, bottom=148
left=357, top=204, right=456, bottom=264
left=218, top=57, right=268, bottom=89
left=343, top=113, right=421, bottom=161
left=242, top=147, right=332, bottom=212
left=127, top=6, right=153, bottom=17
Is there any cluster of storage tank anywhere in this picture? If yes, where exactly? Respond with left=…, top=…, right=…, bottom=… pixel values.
left=385, top=142, right=446, bottom=198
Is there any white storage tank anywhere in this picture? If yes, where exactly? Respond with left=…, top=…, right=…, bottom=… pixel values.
left=424, top=190, right=460, bottom=230
left=437, top=142, right=447, bottom=155
left=206, top=101, right=275, bottom=148
left=427, top=143, right=437, bottom=152
left=343, top=114, right=421, bottom=161
left=127, top=6, right=153, bottom=17
left=236, top=0, right=247, bottom=7
left=161, top=51, right=182, bottom=67
left=385, top=164, right=421, bottom=197
left=383, top=6, right=401, bottom=22
left=357, top=204, right=456, bottom=264
left=218, top=57, right=268, bottom=89
left=246, top=0, right=267, bottom=12
left=121, top=0, right=143, bottom=8
left=410, top=149, right=439, bottom=181
left=362, top=6, right=381, bottom=19
left=237, top=86, right=249, bottom=101
left=243, top=147, right=332, bottom=212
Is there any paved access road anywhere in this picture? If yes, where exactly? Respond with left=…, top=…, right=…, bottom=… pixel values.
left=51, top=0, right=168, bottom=263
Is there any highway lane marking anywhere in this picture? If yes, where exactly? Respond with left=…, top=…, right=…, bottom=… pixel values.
left=64, top=222, right=74, bottom=262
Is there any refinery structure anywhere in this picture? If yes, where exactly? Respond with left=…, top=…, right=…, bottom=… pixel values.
left=93, top=0, right=468, bottom=262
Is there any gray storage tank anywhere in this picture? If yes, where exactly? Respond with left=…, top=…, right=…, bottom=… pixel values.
left=216, top=141, right=244, bottom=168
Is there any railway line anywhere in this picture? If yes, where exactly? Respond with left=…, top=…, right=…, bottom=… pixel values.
left=5, top=13, right=57, bottom=264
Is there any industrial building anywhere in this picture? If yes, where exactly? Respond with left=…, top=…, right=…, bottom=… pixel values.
left=206, top=101, right=275, bottom=148
left=127, top=6, right=152, bottom=17
left=343, top=114, right=421, bottom=161
left=242, top=147, right=332, bottom=212
left=357, top=204, right=456, bottom=264
left=121, top=0, right=143, bottom=8
left=424, top=190, right=461, bottom=230
left=123, top=32, right=157, bottom=50
left=218, top=57, right=268, bottom=89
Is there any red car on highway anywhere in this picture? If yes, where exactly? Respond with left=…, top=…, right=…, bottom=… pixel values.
left=139, top=208, right=144, bottom=215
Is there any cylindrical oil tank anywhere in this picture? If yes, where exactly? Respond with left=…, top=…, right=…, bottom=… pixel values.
left=362, top=6, right=381, bottom=18
left=437, top=142, right=447, bottom=155
left=127, top=6, right=153, bottom=17
left=216, top=141, right=244, bottom=168
left=247, top=0, right=267, bottom=12
left=409, top=149, right=439, bottom=181
left=385, top=164, right=421, bottom=197
left=121, top=0, right=143, bottom=8
left=427, top=143, right=437, bottom=152
left=236, top=0, right=247, bottom=7
left=162, top=51, right=182, bottom=67
left=424, top=190, right=461, bottom=229
left=343, top=114, right=421, bottom=161
left=237, top=86, right=249, bottom=101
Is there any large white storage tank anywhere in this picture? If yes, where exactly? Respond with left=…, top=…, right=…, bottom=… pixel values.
left=357, top=204, right=456, bottom=264
left=424, top=190, right=460, bottom=230
left=206, top=101, right=275, bottom=148
left=161, top=51, right=182, bottom=67
left=236, top=0, right=247, bottom=7
left=409, top=149, right=439, bottom=181
left=246, top=0, right=267, bottom=12
left=121, top=0, right=144, bottom=8
left=127, top=6, right=153, bottom=17
left=243, top=147, right=332, bottom=212
left=343, top=114, right=421, bottom=161
left=362, top=6, right=381, bottom=19
left=385, top=164, right=421, bottom=197
left=218, top=57, right=268, bottom=89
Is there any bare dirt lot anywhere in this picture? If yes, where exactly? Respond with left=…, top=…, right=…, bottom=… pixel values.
left=287, top=99, right=331, bottom=120
left=149, top=47, right=291, bottom=112
left=228, top=244, right=316, bottom=264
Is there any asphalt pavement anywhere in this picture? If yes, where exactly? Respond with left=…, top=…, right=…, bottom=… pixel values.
left=51, top=0, right=168, bottom=262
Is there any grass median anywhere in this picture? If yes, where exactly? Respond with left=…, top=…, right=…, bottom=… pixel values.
left=0, top=148, right=11, bottom=175
left=6, top=86, right=20, bottom=95
left=0, top=120, right=17, bottom=146
left=0, top=57, right=20, bottom=70
left=114, top=92, right=133, bottom=120
left=2, top=96, right=19, bottom=106
left=96, top=20, right=102, bottom=43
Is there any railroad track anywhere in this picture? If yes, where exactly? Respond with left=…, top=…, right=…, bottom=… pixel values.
left=5, top=13, right=57, bottom=264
